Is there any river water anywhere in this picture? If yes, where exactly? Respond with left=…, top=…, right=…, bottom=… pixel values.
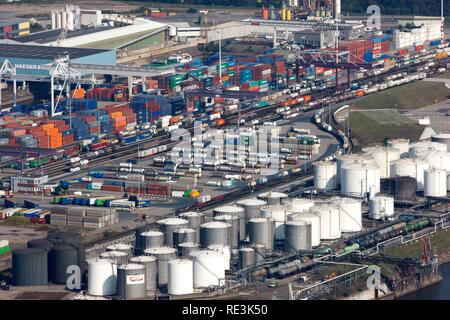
left=401, top=263, right=450, bottom=300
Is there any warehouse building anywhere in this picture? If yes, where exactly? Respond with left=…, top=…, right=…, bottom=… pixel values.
left=11, top=174, right=49, bottom=193
left=0, top=18, right=30, bottom=39
left=293, top=30, right=337, bottom=49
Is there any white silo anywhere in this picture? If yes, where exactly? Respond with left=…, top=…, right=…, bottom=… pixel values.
left=288, top=212, right=321, bottom=247
left=61, top=12, right=67, bottom=30
left=314, top=160, right=337, bottom=190
left=51, top=11, right=57, bottom=29
left=207, top=245, right=231, bottom=270
left=387, top=138, right=410, bottom=158
left=409, top=141, right=447, bottom=157
left=390, top=158, right=430, bottom=191
left=363, top=146, right=400, bottom=178
left=287, top=198, right=315, bottom=213
left=424, top=168, right=447, bottom=197
left=311, top=204, right=341, bottom=240
left=67, top=11, right=75, bottom=31
left=260, top=205, right=287, bottom=240
left=57, top=12, right=62, bottom=29
left=341, top=161, right=380, bottom=196
left=369, top=196, right=394, bottom=220
left=337, top=197, right=363, bottom=232
left=87, top=258, right=117, bottom=296
left=416, top=150, right=450, bottom=171
left=168, top=259, right=194, bottom=295
left=431, top=133, right=450, bottom=151
left=190, top=250, right=225, bottom=288
left=336, top=154, right=375, bottom=185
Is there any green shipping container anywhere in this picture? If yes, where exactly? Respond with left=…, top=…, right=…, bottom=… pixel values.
left=53, top=196, right=62, bottom=204
left=0, top=245, right=11, bottom=255
left=289, top=76, right=297, bottom=81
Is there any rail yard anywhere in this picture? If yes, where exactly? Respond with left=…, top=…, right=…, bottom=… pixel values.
left=0, top=1, right=450, bottom=303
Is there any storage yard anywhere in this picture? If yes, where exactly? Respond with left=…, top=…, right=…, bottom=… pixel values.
left=1, top=0, right=450, bottom=302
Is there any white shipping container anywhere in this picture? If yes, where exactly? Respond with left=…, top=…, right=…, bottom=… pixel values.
left=172, top=191, right=185, bottom=198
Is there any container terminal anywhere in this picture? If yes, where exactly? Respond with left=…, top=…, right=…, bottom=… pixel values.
left=0, top=1, right=450, bottom=301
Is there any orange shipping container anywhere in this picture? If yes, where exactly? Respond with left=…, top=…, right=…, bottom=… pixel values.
left=356, top=89, right=365, bottom=97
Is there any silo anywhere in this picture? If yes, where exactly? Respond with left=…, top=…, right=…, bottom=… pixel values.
left=284, top=220, right=312, bottom=251
left=336, top=154, right=375, bottom=185
left=289, top=212, right=321, bottom=247
left=12, top=248, right=48, bottom=286
left=389, top=176, right=417, bottom=200
left=100, top=250, right=129, bottom=266
left=106, top=243, right=133, bottom=258
left=173, top=228, right=197, bottom=247
left=260, top=205, right=287, bottom=240
left=248, top=217, right=275, bottom=250
left=117, top=264, right=146, bottom=300
left=424, top=168, right=447, bottom=197
left=369, top=196, right=395, bottom=220
left=236, top=198, right=266, bottom=238
left=168, top=259, right=194, bottom=295
left=341, top=161, right=380, bottom=196
left=49, top=244, right=79, bottom=285
left=251, top=243, right=266, bottom=263
left=157, top=218, right=189, bottom=247
left=362, top=146, right=400, bottom=178
left=207, top=244, right=231, bottom=270
left=238, top=247, right=256, bottom=269
left=336, top=198, right=363, bottom=233
left=409, top=141, right=447, bottom=157
left=177, top=242, right=199, bottom=257
left=390, top=158, right=430, bottom=191
left=417, top=150, right=450, bottom=171
left=56, top=12, right=62, bottom=29
left=87, top=258, right=117, bottom=296
left=129, top=255, right=157, bottom=292
left=311, top=204, right=341, bottom=240
left=213, top=206, right=245, bottom=242
left=138, top=230, right=165, bottom=253
left=144, top=247, right=177, bottom=287
left=199, top=221, right=231, bottom=248
left=61, top=12, right=67, bottom=29
left=431, top=133, right=450, bottom=151
left=214, top=214, right=240, bottom=248
left=190, top=250, right=225, bottom=288
left=178, top=211, right=205, bottom=242
left=387, top=138, right=410, bottom=158
left=287, top=198, right=315, bottom=213
left=51, top=11, right=57, bottom=29
left=257, top=191, right=288, bottom=206
left=313, top=160, right=337, bottom=190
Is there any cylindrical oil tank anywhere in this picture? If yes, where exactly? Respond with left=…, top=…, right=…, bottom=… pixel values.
left=168, top=259, right=194, bottom=295
left=144, top=247, right=177, bottom=287
left=284, top=220, right=312, bottom=251
left=260, top=205, right=287, bottom=240
left=87, top=258, right=117, bottom=296
left=214, top=214, right=240, bottom=248
left=213, top=205, right=244, bottom=241
left=432, top=133, right=450, bottom=151
left=55, top=231, right=82, bottom=246
left=417, top=150, right=450, bottom=171
left=248, top=217, right=275, bottom=250
left=106, top=243, right=133, bottom=258
left=424, top=168, right=447, bottom=197
left=336, top=154, right=375, bottom=185
left=286, top=198, right=315, bottom=213
left=100, top=250, right=129, bottom=266
left=157, top=218, right=189, bottom=247
left=336, top=197, right=362, bottom=232
left=199, top=221, right=231, bottom=248
left=362, top=146, right=400, bottom=178
left=12, top=248, right=48, bottom=286
left=387, top=138, right=410, bottom=158
left=251, top=243, right=266, bottom=263
left=129, top=255, right=157, bottom=292
left=239, top=247, right=256, bottom=269
left=138, top=230, right=165, bottom=252
left=313, top=160, right=337, bottom=190
left=207, top=244, right=231, bottom=270
left=49, top=244, right=79, bottom=285
left=311, top=204, right=341, bottom=240
left=257, top=191, right=288, bottom=206
left=178, top=211, right=205, bottom=242
left=390, top=158, right=430, bottom=191
left=341, top=161, right=380, bottom=196
left=368, top=196, right=395, bottom=220
left=389, top=176, right=417, bottom=200
left=177, top=242, right=199, bottom=257
left=409, top=141, right=447, bottom=157
left=117, top=264, right=146, bottom=300
left=173, top=228, right=197, bottom=247
left=27, top=238, right=54, bottom=252
left=236, top=198, right=267, bottom=238
left=190, top=250, right=225, bottom=288
left=288, top=212, right=321, bottom=247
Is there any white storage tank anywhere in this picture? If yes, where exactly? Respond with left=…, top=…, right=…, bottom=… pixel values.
left=336, top=153, right=375, bottom=185
left=235, top=198, right=267, bottom=236
left=387, top=138, right=410, bottom=158
left=129, top=255, right=157, bottom=292
left=87, top=258, right=117, bottom=296
left=286, top=198, right=315, bottom=213
left=362, top=146, right=400, bottom=178
left=390, top=158, right=430, bottom=191
left=260, top=205, right=287, bottom=240
left=100, top=251, right=128, bottom=266
left=213, top=215, right=240, bottom=248
left=199, top=221, right=231, bottom=248
left=257, top=191, right=288, bottom=206
left=190, top=250, right=225, bottom=288
left=157, top=218, right=189, bottom=246
left=248, top=217, right=275, bottom=250
left=409, top=141, right=447, bottom=157
left=424, top=168, right=447, bottom=197
left=143, top=247, right=177, bottom=288
left=284, top=220, right=312, bottom=251
left=207, top=245, right=231, bottom=270
left=313, top=160, right=337, bottom=191
left=336, top=198, right=363, bottom=232
left=341, top=161, right=380, bottom=196
left=368, top=196, right=395, bottom=220
left=311, top=204, right=341, bottom=240
left=288, top=212, right=321, bottom=247
left=416, top=150, right=450, bottom=171
left=431, top=133, right=450, bottom=151
left=168, top=259, right=194, bottom=295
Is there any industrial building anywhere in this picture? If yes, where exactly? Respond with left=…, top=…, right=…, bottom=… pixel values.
left=0, top=18, right=30, bottom=39
left=10, top=174, right=48, bottom=193
left=293, top=30, right=337, bottom=48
